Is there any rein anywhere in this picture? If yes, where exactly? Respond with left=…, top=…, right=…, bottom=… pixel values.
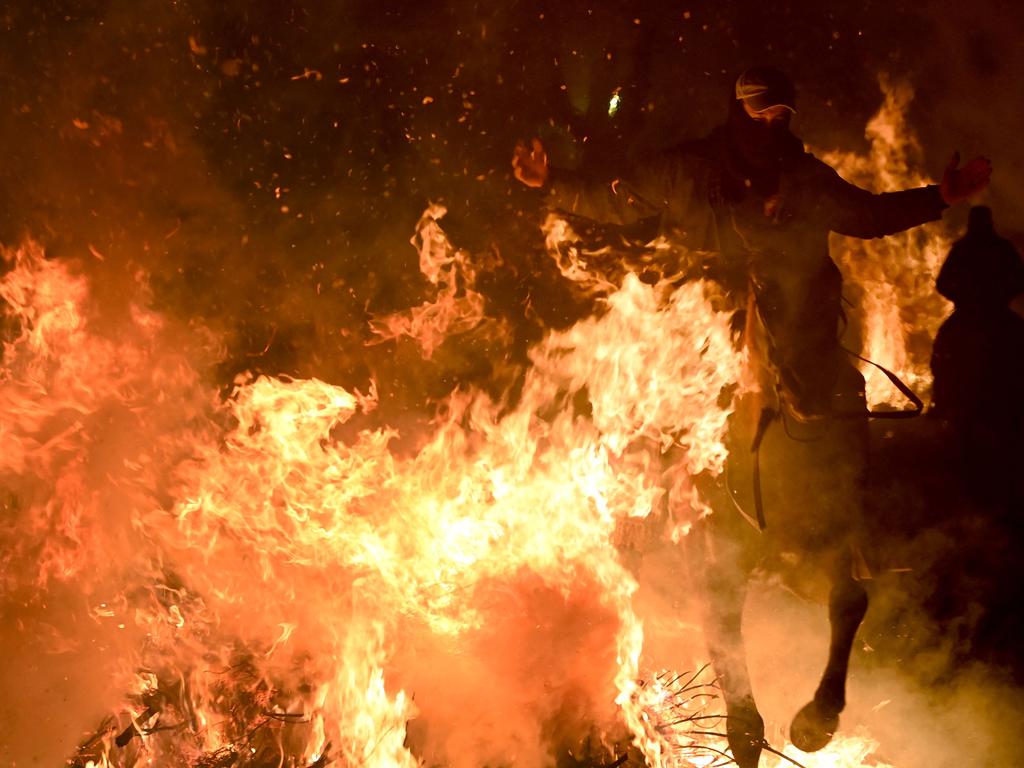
left=840, top=347, right=924, bottom=419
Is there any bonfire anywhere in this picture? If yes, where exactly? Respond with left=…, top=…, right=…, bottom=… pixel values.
left=1, top=78, right=945, bottom=768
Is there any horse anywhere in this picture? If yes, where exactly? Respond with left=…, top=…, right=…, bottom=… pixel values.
left=681, top=272, right=878, bottom=768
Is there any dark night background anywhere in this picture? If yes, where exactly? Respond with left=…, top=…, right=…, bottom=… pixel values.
left=2, top=0, right=1021, bottom=383
left=1, top=0, right=1023, bottom=764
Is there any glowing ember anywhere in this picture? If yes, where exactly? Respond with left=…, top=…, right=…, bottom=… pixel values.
left=622, top=668, right=728, bottom=768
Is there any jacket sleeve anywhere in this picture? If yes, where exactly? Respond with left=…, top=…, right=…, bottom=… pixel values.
left=542, top=153, right=705, bottom=228
left=813, top=160, right=948, bottom=239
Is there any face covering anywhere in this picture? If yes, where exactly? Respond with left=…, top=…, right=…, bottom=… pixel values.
left=726, top=100, right=800, bottom=177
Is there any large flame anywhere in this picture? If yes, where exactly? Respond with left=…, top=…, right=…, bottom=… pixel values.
left=0, top=243, right=218, bottom=592
left=1, top=224, right=743, bottom=767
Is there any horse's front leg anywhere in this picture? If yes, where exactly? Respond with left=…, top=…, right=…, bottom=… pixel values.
left=790, top=556, right=869, bottom=752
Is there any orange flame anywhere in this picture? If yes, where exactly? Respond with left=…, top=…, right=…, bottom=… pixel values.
left=368, top=203, right=489, bottom=358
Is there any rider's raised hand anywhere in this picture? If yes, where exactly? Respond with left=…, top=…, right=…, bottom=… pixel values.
left=940, top=151, right=992, bottom=205
left=512, top=137, right=549, bottom=188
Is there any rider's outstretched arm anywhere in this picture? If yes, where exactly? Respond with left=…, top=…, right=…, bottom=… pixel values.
left=818, top=152, right=991, bottom=240
left=514, top=139, right=705, bottom=227
left=543, top=156, right=700, bottom=227
left=815, top=160, right=948, bottom=240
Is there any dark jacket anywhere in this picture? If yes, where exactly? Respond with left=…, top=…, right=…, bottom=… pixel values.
left=543, top=126, right=947, bottom=415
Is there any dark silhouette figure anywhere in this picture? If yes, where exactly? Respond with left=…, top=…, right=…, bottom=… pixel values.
left=931, top=206, right=1024, bottom=502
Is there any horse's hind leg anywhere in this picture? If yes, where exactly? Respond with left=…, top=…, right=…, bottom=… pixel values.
left=692, top=527, right=764, bottom=768
left=707, top=591, right=765, bottom=768
left=790, top=556, right=868, bottom=752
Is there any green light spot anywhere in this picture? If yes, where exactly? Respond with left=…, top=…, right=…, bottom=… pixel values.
left=608, top=89, right=622, bottom=117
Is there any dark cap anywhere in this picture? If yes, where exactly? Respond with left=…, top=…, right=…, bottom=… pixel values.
left=735, top=66, right=796, bottom=113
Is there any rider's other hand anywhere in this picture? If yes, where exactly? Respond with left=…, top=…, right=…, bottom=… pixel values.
left=512, top=138, right=549, bottom=188
left=940, top=151, right=992, bottom=205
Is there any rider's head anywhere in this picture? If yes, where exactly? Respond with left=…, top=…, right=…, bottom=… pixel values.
left=727, top=66, right=800, bottom=172
left=734, top=66, right=796, bottom=125
left=967, top=205, right=994, bottom=236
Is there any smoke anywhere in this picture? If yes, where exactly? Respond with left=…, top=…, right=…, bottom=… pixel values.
left=0, top=243, right=222, bottom=764
left=893, top=1, right=1024, bottom=243
left=743, top=579, right=1024, bottom=767
left=396, top=571, right=624, bottom=767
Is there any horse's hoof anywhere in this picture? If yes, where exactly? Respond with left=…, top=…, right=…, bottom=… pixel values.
left=790, top=699, right=839, bottom=753
left=727, top=698, right=765, bottom=768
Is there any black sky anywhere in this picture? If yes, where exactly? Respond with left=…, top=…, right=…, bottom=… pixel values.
left=0, top=0, right=1020, bottom=414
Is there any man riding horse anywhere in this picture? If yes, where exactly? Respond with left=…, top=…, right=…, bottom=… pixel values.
left=512, top=66, right=991, bottom=767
